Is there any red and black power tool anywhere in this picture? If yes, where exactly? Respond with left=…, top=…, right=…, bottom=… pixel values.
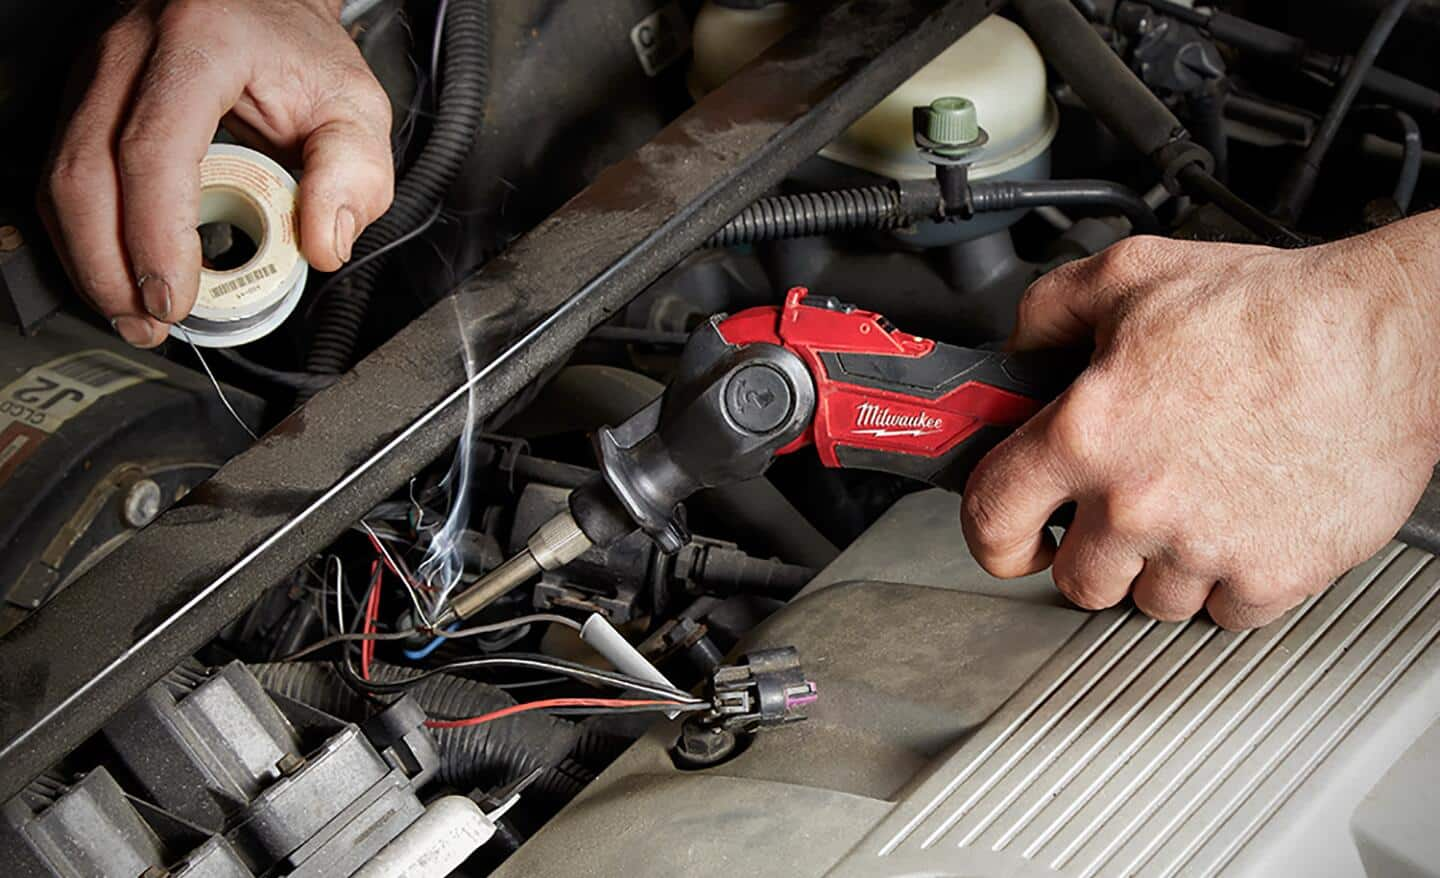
left=436, top=288, right=1081, bottom=624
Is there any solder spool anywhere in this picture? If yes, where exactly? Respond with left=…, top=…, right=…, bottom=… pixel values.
left=177, top=144, right=309, bottom=348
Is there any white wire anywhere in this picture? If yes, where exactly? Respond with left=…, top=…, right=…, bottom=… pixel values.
left=361, top=520, right=434, bottom=627
left=430, top=0, right=450, bottom=101
left=408, top=478, right=436, bottom=533
left=173, top=326, right=259, bottom=441
left=330, top=555, right=345, bottom=635
left=485, top=792, right=521, bottom=823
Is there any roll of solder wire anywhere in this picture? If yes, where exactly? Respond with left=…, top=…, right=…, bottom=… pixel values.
left=178, top=144, right=309, bottom=348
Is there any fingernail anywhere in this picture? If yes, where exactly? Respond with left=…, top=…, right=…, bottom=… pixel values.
left=334, top=206, right=357, bottom=264
left=139, top=275, right=172, bottom=322
left=112, top=315, right=154, bottom=347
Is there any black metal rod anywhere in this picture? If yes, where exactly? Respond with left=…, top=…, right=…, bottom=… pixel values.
left=0, top=0, right=1005, bottom=804
left=1272, top=0, right=1413, bottom=222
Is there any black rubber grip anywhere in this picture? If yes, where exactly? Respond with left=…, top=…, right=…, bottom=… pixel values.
left=822, top=344, right=1088, bottom=492
left=822, top=345, right=1084, bottom=403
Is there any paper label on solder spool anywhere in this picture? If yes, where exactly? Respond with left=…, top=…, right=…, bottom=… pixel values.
left=0, top=350, right=165, bottom=485
left=195, top=152, right=302, bottom=317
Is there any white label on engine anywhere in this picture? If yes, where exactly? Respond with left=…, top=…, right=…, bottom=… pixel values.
left=631, top=2, right=690, bottom=78
left=0, top=349, right=164, bottom=436
left=0, top=349, right=164, bottom=485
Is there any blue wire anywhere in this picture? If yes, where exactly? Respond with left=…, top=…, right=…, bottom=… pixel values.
left=403, top=622, right=459, bottom=661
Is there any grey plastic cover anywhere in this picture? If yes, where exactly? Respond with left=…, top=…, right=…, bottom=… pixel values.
left=500, top=490, right=1440, bottom=878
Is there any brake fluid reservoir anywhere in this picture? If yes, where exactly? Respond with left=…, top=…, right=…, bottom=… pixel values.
left=690, top=6, right=1057, bottom=185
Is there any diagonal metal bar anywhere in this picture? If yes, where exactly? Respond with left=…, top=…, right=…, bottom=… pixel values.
left=0, top=0, right=1004, bottom=803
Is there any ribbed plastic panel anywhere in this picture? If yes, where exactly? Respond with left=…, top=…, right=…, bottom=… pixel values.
left=838, top=543, right=1440, bottom=877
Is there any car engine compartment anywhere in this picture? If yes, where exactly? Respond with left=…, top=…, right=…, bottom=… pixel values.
left=2, top=0, right=1440, bottom=875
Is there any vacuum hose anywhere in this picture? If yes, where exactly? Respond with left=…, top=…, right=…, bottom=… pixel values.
left=968, top=181, right=1160, bottom=234
left=305, top=0, right=491, bottom=382
left=705, top=177, right=1160, bottom=246
left=705, top=186, right=914, bottom=247
left=1271, top=0, right=1413, bottom=222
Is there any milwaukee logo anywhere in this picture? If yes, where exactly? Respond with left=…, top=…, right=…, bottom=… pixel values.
left=853, top=402, right=944, bottom=438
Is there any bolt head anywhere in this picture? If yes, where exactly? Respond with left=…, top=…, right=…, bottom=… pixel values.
left=675, top=722, right=738, bottom=767
left=122, top=479, right=163, bottom=528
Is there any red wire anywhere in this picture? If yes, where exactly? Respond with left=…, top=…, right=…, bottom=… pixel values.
left=361, top=560, right=382, bottom=680
left=424, top=698, right=686, bottom=729
left=365, top=529, right=434, bottom=594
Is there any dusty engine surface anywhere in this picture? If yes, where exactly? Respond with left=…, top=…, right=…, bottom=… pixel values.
left=1, top=0, right=1439, bottom=875
left=501, top=493, right=1440, bottom=876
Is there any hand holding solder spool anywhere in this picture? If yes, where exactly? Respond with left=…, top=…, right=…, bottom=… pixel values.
left=42, top=0, right=394, bottom=348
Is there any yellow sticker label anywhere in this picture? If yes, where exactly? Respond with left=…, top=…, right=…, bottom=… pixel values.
left=0, top=349, right=166, bottom=436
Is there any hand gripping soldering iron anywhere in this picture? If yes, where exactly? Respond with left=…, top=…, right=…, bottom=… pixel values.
left=434, top=287, right=1079, bottom=626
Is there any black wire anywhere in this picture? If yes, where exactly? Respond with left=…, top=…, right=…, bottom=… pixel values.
left=1178, top=165, right=1308, bottom=247
left=305, top=200, right=446, bottom=321
left=496, top=676, right=568, bottom=690
left=337, top=652, right=704, bottom=704
left=423, top=702, right=708, bottom=722
left=546, top=704, right=709, bottom=718
left=277, top=630, right=415, bottom=662
left=1273, top=0, right=1413, bottom=221
left=214, top=348, right=337, bottom=392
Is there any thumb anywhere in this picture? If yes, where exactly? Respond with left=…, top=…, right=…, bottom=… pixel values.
left=298, top=115, right=394, bottom=273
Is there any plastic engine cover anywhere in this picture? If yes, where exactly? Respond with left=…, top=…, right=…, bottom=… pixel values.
left=498, top=490, right=1440, bottom=877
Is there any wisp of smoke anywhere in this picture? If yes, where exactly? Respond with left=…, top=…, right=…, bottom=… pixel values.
left=418, top=297, right=478, bottom=616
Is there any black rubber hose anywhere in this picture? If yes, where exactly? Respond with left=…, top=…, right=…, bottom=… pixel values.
left=1013, top=0, right=1189, bottom=160
left=1130, top=0, right=1440, bottom=117
left=707, top=178, right=1159, bottom=243
left=1188, top=88, right=1230, bottom=184
left=250, top=662, right=578, bottom=796
left=968, top=180, right=1161, bottom=235
left=1272, top=0, right=1412, bottom=222
left=1013, top=0, right=1303, bottom=246
left=704, top=186, right=912, bottom=247
left=1375, top=107, right=1422, bottom=214
left=305, top=0, right=491, bottom=380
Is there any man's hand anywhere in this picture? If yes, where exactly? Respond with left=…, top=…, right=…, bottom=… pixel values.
left=962, top=217, right=1440, bottom=629
left=42, top=0, right=394, bottom=347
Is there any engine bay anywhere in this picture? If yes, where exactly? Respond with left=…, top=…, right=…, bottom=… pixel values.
left=2, top=0, right=1440, bottom=875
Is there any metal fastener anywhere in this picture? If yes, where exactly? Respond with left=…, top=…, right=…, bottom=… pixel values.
left=121, top=479, right=164, bottom=529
